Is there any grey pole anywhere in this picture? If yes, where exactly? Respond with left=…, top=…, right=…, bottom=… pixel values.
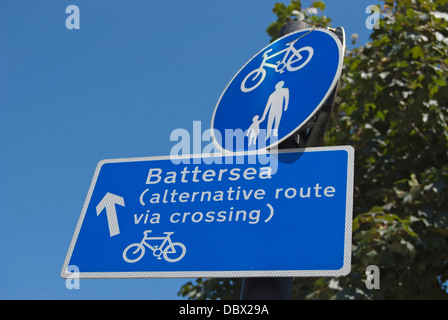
left=240, top=20, right=344, bottom=300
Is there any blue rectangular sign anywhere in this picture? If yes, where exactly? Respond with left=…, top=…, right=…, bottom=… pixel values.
left=61, top=146, right=354, bottom=278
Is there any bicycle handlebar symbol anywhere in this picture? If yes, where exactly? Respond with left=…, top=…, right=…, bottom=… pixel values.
left=241, top=41, right=314, bottom=93
left=123, top=230, right=186, bottom=263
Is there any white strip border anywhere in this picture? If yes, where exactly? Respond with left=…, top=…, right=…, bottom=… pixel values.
left=60, top=146, right=354, bottom=279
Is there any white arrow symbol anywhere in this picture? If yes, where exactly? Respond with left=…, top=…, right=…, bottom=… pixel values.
left=96, top=193, right=125, bottom=237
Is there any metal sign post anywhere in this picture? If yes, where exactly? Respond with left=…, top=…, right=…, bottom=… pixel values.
left=240, top=21, right=347, bottom=300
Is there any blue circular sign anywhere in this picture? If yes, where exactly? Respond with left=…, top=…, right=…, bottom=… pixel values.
left=211, top=28, right=344, bottom=152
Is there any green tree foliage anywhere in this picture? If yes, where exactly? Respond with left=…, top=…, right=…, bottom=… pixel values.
left=324, top=0, right=448, bottom=299
left=266, top=0, right=331, bottom=41
left=178, top=0, right=448, bottom=299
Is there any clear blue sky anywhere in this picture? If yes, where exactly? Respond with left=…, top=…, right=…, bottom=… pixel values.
left=0, top=0, right=378, bottom=299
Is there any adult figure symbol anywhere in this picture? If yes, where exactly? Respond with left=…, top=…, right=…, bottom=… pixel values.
left=247, top=81, right=290, bottom=145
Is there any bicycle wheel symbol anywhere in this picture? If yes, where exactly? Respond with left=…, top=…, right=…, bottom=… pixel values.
left=162, top=242, right=186, bottom=262
left=123, top=243, right=145, bottom=263
left=241, top=68, right=267, bottom=93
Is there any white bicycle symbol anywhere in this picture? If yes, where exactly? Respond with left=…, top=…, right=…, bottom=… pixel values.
left=241, top=41, right=314, bottom=93
left=123, top=230, right=186, bottom=263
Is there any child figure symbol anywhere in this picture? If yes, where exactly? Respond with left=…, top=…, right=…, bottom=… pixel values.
left=246, top=81, right=290, bottom=147
left=246, top=115, right=262, bottom=146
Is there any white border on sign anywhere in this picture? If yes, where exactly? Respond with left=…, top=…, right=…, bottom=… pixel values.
left=60, top=146, right=354, bottom=279
left=210, top=27, right=345, bottom=153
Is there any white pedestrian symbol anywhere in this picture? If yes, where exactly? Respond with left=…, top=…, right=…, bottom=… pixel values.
left=246, top=115, right=262, bottom=146
left=246, top=81, right=290, bottom=145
